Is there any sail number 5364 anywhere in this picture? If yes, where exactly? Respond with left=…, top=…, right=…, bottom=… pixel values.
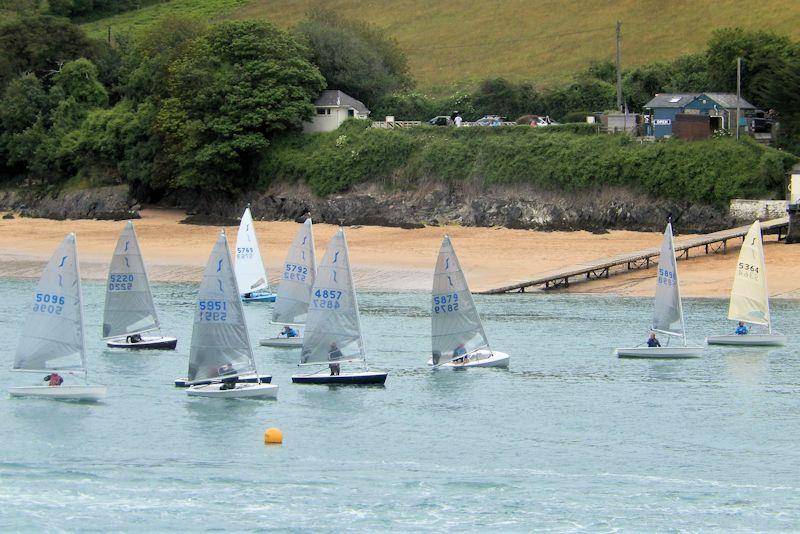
left=433, top=293, right=459, bottom=314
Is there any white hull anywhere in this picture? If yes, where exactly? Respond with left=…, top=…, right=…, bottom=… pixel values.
left=106, top=335, right=178, bottom=350
left=706, top=333, right=787, bottom=347
left=259, top=336, right=303, bottom=348
left=615, top=346, right=703, bottom=359
left=428, top=349, right=510, bottom=368
left=174, top=372, right=271, bottom=388
left=8, top=385, right=107, bottom=401
left=186, top=382, right=278, bottom=398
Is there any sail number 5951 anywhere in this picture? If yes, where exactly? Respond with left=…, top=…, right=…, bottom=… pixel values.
left=199, top=300, right=227, bottom=321
left=433, top=293, right=459, bottom=314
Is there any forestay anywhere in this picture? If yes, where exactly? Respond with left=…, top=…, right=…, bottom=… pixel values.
left=102, top=221, right=160, bottom=339
left=14, top=233, right=86, bottom=373
left=188, top=231, right=257, bottom=384
left=272, top=219, right=317, bottom=325
left=728, top=221, right=770, bottom=327
left=300, top=228, right=365, bottom=365
left=652, top=222, right=684, bottom=338
left=234, top=207, right=269, bottom=295
left=431, top=235, right=490, bottom=365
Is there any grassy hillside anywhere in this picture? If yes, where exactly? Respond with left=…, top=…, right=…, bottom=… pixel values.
left=84, top=0, right=800, bottom=90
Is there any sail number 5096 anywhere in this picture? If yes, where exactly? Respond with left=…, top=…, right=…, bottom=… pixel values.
left=433, top=293, right=459, bottom=314
left=33, top=293, right=65, bottom=315
left=312, top=289, right=342, bottom=309
left=199, top=300, right=227, bottom=321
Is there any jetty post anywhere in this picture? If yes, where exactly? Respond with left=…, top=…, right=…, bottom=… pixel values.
left=787, top=163, right=800, bottom=244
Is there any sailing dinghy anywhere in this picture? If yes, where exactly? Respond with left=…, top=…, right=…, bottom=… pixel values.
left=428, top=235, right=509, bottom=368
left=260, top=219, right=317, bottom=348
left=103, top=221, right=177, bottom=349
left=235, top=207, right=276, bottom=302
left=9, top=234, right=107, bottom=401
left=707, top=221, right=786, bottom=346
left=615, top=222, right=703, bottom=359
left=292, top=228, right=387, bottom=385
left=183, top=231, right=277, bottom=398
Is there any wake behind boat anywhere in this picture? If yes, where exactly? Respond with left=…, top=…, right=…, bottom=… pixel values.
left=182, top=231, right=278, bottom=399
left=706, top=221, right=787, bottom=347
left=427, top=235, right=510, bottom=369
left=615, top=222, right=703, bottom=359
left=235, top=206, right=276, bottom=302
left=102, top=221, right=177, bottom=350
left=260, top=218, right=317, bottom=348
left=292, top=228, right=387, bottom=385
left=8, top=233, right=107, bottom=401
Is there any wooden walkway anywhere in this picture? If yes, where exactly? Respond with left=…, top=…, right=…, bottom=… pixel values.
left=479, top=217, right=790, bottom=294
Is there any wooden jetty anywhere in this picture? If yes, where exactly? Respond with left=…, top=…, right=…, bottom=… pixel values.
left=479, top=217, right=789, bottom=294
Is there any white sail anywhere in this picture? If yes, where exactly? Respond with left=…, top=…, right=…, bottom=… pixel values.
left=652, top=222, right=685, bottom=338
left=188, top=231, right=257, bottom=384
left=728, top=221, right=770, bottom=327
left=272, top=219, right=317, bottom=325
left=234, top=207, right=269, bottom=295
left=299, top=228, right=365, bottom=365
left=431, top=235, right=490, bottom=365
left=13, top=233, right=86, bottom=373
left=102, top=221, right=160, bottom=339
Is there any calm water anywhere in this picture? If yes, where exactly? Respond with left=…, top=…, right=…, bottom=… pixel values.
left=0, top=278, right=798, bottom=531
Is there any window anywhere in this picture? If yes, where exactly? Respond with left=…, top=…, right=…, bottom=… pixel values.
left=316, top=108, right=331, bottom=115
left=668, top=97, right=681, bottom=103
left=348, top=109, right=355, bottom=117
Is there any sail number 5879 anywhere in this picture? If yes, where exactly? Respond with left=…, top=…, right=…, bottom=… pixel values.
left=433, top=293, right=459, bottom=314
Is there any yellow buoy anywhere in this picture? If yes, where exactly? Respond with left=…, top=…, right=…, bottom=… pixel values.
left=264, top=427, right=283, bottom=444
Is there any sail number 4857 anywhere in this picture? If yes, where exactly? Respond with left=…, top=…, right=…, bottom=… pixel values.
left=433, top=293, right=459, bottom=314
left=199, top=300, right=227, bottom=321
left=312, top=289, right=342, bottom=309
left=33, top=293, right=65, bottom=315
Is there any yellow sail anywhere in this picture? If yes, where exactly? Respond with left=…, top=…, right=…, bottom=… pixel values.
left=727, top=221, right=770, bottom=326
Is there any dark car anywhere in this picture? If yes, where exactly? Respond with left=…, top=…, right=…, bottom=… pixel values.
left=428, top=116, right=453, bottom=126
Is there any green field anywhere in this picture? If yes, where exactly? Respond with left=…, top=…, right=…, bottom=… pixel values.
left=78, top=0, right=800, bottom=90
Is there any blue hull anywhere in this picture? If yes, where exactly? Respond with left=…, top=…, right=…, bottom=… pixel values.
left=241, top=293, right=276, bottom=303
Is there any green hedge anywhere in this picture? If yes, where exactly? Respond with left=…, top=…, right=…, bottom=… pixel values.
left=261, top=120, right=796, bottom=206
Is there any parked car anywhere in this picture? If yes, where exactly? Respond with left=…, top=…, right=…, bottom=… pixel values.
left=473, top=115, right=508, bottom=127
left=750, top=111, right=775, bottom=133
left=517, top=114, right=559, bottom=127
left=428, top=116, right=453, bottom=126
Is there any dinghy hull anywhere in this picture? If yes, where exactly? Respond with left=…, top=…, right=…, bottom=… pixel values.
left=241, top=292, right=276, bottom=303
left=615, top=346, right=703, bottom=359
left=428, top=349, right=510, bottom=368
left=186, top=382, right=278, bottom=398
left=706, top=333, right=787, bottom=347
left=174, top=373, right=272, bottom=388
left=8, top=385, right=107, bottom=401
left=259, top=336, right=303, bottom=348
left=106, top=335, right=177, bottom=350
left=291, top=371, right=388, bottom=385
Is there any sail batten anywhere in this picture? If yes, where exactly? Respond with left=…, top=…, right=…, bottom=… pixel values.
left=727, top=221, right=771, bottom=327
left=299, top=228, right=366, bottom=365
left=188, top=232, right=258, bottom=383
left=102, top=221, right=160, bottom=339
left=272, top=219, right=317, bottom=325
left=234, top=207, right=269, bottom=295
left=13, top=233, right=86, bottom=372
left=652, top=223, right=685, bottom=339
left=431, top=236, right=490, bottom=365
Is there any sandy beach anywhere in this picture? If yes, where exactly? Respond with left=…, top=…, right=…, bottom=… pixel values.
left=1, top=208, right=799, bottom=298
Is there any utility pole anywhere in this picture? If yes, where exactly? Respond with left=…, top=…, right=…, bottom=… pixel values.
left=735, top=56, right=742, bottom=140
left=615, top=21, right=623, bottom=112
left=108, top=25, right=112, bottom=46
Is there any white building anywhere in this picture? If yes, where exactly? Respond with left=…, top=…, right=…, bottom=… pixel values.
left=302, top=90, right=370, bottom=133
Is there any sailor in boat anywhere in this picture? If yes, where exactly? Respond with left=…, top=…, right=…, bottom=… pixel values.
left=735, top=322, right=749, bottom=335
left=125, top=333, right=142, bottom=344
left=453, top=343, right=468, bottom=364
left=43, top=373, right=64, bottom=386
left=647, top=332, right=661, bottom=348
left=243, top=292, right=252, bottom=299
left=328, top=343, right=342, bottom=376
left=218, top=362, right=239, bottom=390
left=280, top=325, right=299, bottom=338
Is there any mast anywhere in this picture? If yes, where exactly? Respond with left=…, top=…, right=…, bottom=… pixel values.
left=669, top=222, right=688, bottom=346
left=75, top=233, right=88, bottom=376
left=757, top=222, right=772, bottom=334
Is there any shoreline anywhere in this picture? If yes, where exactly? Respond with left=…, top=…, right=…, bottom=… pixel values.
left=1, top=209, right=799, bottom=299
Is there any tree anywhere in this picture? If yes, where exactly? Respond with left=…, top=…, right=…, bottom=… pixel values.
left=157, top=20, right=326, bottom=191
left=623, top=62, right=673, bottom=111
left=471, top=78, right=541, bottom=119
left=0, top=15, right=94, bottom=91
left=666, top=53, right=709, bottom=92
left=295, top=8, right=412, bottom=108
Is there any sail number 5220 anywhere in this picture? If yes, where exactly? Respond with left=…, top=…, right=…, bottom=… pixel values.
left=109, top=273, right=134, bottom=291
